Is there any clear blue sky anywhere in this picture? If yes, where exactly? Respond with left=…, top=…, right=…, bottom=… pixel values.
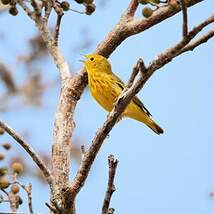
left=1, top=0, right=214, bottom=213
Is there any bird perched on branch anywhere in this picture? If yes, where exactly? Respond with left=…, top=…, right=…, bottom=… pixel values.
left=83, top=54, right=163, bottom=135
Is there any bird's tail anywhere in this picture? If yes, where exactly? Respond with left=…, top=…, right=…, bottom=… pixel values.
left=145, top=116, right=164, bottom=135
left=127, top=111, right=164, bottom=135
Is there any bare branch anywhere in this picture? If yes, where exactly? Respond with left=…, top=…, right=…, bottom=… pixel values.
left=17, top=0, right=71, bottom=80
left=15, top=181, right=34, bottom=214
left=127, top=59, right=147, bottom=88
left=127, top=61, right=140, bottom=88
left=35, top=18, right=71, bottom=80
left=179, top=29, right=214, bottom=54
left=31, top=0, right=41, bottom=16
left=102, top=155, right=118, bottom=214
left=54, top=13, right=64, bottom=46
left=180, top=0, right=188, bottom=37
left=144, top=13, right=214, bottom=79
left=8, top=191, right=17, bottom=213
left=26, top=183, right=34, bottom=214
left=17, top=0, right=34, bottom=18
left=46, top=202, right=57, bottom=212
left=44, top=1, right=52, bottom=22
left=124, top=0, right=139, bottom=18
left=126, top=0, right=203, bottom=36
left=51, top=78, right=81, bottom=211
left=0, top=121, right=53, bottom=187
left=81, top=145, right=86, bottom=160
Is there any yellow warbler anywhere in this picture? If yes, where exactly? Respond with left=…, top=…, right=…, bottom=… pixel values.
left=84, top=54, right=163, bottom=135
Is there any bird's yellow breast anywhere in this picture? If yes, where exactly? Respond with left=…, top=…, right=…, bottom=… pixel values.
left=88, top=73, right=119, bottom=112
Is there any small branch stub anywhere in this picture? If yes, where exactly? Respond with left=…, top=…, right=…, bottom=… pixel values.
left=180, top=0, right=188, bottom=37
left=102, top=155, right=118, bottom=214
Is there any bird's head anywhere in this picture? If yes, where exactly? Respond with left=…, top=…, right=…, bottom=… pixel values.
left=83, top=54, right=112, bottom=75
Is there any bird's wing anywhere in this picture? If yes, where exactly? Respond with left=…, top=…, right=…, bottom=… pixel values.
left=113, top=73, right=152, bottom=117
left=132, top=96, right=152, bottom=117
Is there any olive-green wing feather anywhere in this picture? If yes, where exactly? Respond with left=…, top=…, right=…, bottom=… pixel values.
left=112, top=73, right=152, bottom=117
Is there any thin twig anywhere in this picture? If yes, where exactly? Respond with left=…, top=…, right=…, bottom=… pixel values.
left=8, top=191, right=17, bottom=212
left=0, top=121, right=53, bottom=187
left=1, top=188, right=9, bottom=196
left=27, top=183, right=33, bottom=214
left=44, top=1, right=52, bottom=22
left=17, top=0, right=34, bottom=18
left=102, top=155, right=118, bottom=214
left=31, top=0, right=41, bottom=16
left=81, top=145, right=86, bottom=160
left=126, top=61, right=140, bottom=88
left=180, top=0, right=188, bottom=37
left=179, top=29, right=214, bottom=54
left=69, top=8, right=85, bottom=14
left=15, top=181, right=34, bottom=214
left=124, top=0, right=139, bottom=18
left=54, top=13, right=64, bottom=46
left=148, top=1, right=160, bottom=8
left=127, top=0, right=203, bottom=36
left=35, top=18, right=71, bottom=80
left=126, top=58, right=146, bottom=89
left=138, top=58, right=147, bottom=76
left=46, top=202, right=57, bottom=212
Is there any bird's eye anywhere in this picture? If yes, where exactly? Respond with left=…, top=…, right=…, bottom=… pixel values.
left=90, top=57, right=94, bottom=61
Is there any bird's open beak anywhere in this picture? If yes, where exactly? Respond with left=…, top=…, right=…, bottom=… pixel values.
left=79, top=54, right=86, bottom=63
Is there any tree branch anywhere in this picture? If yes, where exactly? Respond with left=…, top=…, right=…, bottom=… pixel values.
left=16, top=4, right=75, bottom=211
left=123, top=0, right=139, bottom=18
left=54, top=13, right=64, bottom=46
left=180, top=0, right=188, bottom=37
left=179, top=29, right=214, bottom=54
left=51, top=77, right=81, bottom=212
left=126, top=0, right=203, bottom=36
left=0, top=121, right=53, bottom=188
left=15, top=181, right=34, bottom=214
left=102, top=155, right=118, bottom=214
left=8, top=191, right=17, bottom=213
left=35, top=17, right=71, bottom=80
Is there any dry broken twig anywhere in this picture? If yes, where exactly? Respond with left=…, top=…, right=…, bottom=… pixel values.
left=102, top=155, right=118, bottom=214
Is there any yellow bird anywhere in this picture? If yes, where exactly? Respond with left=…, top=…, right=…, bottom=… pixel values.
left=84, top=54, right=163, bottom=135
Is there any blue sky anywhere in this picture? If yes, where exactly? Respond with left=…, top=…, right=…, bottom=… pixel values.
left=1, top=0, right=214, bottom=213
